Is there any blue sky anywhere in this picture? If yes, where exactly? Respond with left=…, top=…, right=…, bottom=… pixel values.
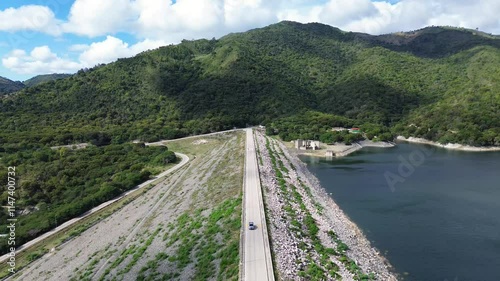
left=1, top=0, right=499, bottom=81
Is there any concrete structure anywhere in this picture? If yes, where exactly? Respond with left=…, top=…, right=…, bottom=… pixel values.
left=332, top=127, right=347, bottom=132
left=295, top=139, right=320, bottom=150
left=241, top=129, right=275, bottom=281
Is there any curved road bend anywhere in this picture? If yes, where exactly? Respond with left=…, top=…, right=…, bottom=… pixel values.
left=0, top=153, right=189, bottom=264
left=242, top=128, right=275, bottom=281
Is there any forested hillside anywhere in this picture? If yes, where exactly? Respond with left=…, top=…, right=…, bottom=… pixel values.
left=0, top=76, right=24, bottom=95
left=2, top=21, right=498, bottom=148
left=0, top=143, right=177, bottom=254
left=0, top=21, right=499, bottom=252
left=23, top=73, right=72, bottom=87
left=1, top=73, right=71, bottom=95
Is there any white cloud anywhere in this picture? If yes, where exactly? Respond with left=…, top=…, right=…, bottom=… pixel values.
left=274, top=0, right=500, bottom=34
left=223, top=0, right=277, bottom=29
left=63, top=0, right=136, bottom=37
left=173, top=0, right=224, bottom=32
left=425, top=0, right=500, bottom=32
left=78, top=36, right=135, bottom=66
left=276, top=6, right=319, bottom=24
left=4, top=1, right=500, bottom=41
left=1, top=0, right=500, bottom=41
left=3, top=0, right=500, bottom=79
left=79, top=36, right=167, bottom=66
left=2, top=47, right=80, bottom=75
left=319, top=0, right=379, bottom=26
left=0, top=5, right=61, bottom=35
left=2, top=37, right=167, bottom=75
left=68, top=44, right=90, bottom=52
left=133, top=0, right=226, bottom=41
left=129, top=39, right=169, bottom=53
left=62, top=0, right=279, bottom=41
left=30, top=46, right=57, bottom=62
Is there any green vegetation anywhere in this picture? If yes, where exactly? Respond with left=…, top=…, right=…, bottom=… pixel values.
left=0, top=21, right=499, bottom=257
left=23, top=73, right=72, bottom=87
left=0, top=76, right=24, bottom=95
left=327, top=231, right=375, bottom=280
left=1, top=21, right=499, bottom=148
left=265, top=137, right=342, bottom=280
left=369, top=26, right=500, bottom=58
left=97, top=227, right=164, bottom=281
left=107, top=133, right=244, bottom=281
left=137, top=198, right=241, bottom=281
left=0, top=144, right=177, bottom=254
left=0, top=180, right=155, bottom=280
left=266, top=111, right=395, bottom=144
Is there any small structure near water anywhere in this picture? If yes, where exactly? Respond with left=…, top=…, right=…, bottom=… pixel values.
left=295, top=139, right=320, bottom=150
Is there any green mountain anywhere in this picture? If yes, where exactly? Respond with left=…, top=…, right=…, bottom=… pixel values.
left=0, top=76, right=24, bottom=95
left=1, top=21, right=499, bottom=147
left=364, top=26, right=500, bottom=58
left=1, top=21, right=499, bottom=254
left=23, top=73, right=73, bottom=87
left=0, top=73, right=72, bottom=95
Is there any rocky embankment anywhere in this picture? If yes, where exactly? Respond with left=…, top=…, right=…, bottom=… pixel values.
left=397, top=136, right=500, bottom=152
left=255, top=131, right=397, bottom=280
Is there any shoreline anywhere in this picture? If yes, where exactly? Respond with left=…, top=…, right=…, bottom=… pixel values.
left=397, top=136, right=500, bottom=152
left=257, top=132, right=397, bottom=280
left=281, top=141, right=398, bottom=280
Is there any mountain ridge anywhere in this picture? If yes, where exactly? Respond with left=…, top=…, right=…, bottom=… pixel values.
left=0, top=76, right=24, bottom=95
left=0, top=21, right=498, bottom=147
left=0, top=73, right=74, bottom=95
left=23, top=73, right=73, bottom=87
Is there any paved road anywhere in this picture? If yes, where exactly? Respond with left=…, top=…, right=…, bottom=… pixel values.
left=0, top=153, right=189, bottom=264
left=242, top=129, right=275, bottom=281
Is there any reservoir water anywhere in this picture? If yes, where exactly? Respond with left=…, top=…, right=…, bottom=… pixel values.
left=299, top=143, right=500, bottom=281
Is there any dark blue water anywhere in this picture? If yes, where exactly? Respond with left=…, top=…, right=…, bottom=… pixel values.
left=299, top=143, right=500, bottom=281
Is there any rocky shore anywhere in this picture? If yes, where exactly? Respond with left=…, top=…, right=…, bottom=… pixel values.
left=255, top=131, right=397, bottom=280
left=397, top=136, right=500, bottom=152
